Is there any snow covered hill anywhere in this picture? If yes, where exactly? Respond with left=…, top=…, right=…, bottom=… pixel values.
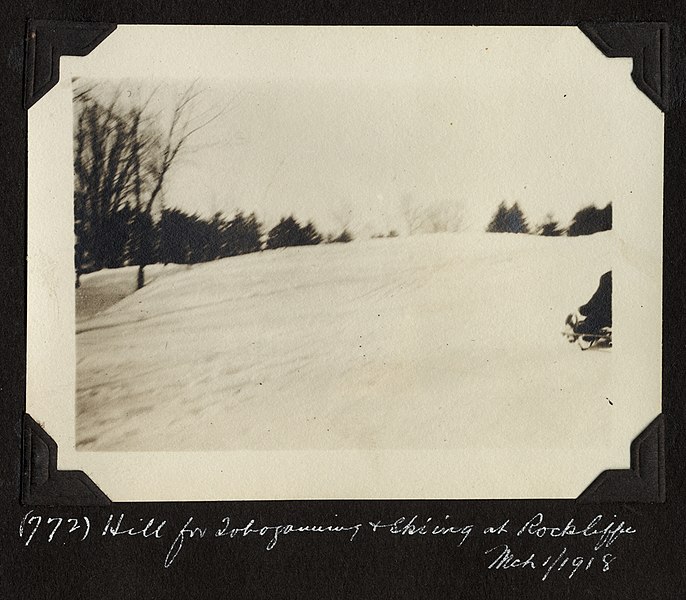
left=76, top=231, right=614, bottom=451
left=76, top=263, right=188, bottom=322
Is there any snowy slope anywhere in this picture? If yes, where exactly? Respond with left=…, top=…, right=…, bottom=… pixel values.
left=76, top=263, right=187, bottom=322
left=76, top=231, right=614, bottom=451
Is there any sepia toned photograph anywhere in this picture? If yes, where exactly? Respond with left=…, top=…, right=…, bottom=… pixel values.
left=27, top=26, right=663, bottom=499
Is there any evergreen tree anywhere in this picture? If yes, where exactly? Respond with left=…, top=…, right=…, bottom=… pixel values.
left=486, top=201, right=530, bottom=234
left=300, top=221, right=323, bottom=246
left=537, top=213, right=564, bottom=237
left=486, top=202, right=508, bottom=233
left=266, top=216, right=323, bottom=249
left=206, top=212, right=225, bottom=261
left=567, top=203, right=612, bottom=236
left=129, top=210, right=158, bottom=270
left=328, top=228, right=354, bottom=243
left=242, top=212, right=264, bottom=254
left=159, top=208, right=191, bottom=264
left=187, top=215, right=213, bottom=263
left=225, top=211, right=264, bottom=256
left=266, top=216, right=301, bottom=249
left=103, top=204, right=134, bottom=267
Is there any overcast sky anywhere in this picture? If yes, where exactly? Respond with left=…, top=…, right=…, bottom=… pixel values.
left=72, top=26, right=661, bottom=237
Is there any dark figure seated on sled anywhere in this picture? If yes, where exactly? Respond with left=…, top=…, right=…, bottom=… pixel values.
left=565, top=271, right=612, bottom=347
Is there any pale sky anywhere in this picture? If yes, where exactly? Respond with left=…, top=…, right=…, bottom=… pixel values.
left=70, top=26, right=661, bottom=237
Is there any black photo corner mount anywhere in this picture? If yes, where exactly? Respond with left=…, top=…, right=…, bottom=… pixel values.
left=22, top=21, right=668, bottom=111
left=577, top=414, right=665, bottom=503
left=24, top=20, right=117, bottom=109
left=574, top=22, right=668, bottom=500
left=579, top=22, right=669, bottom=112
left=22, top=414, right=111, bottom=506
left=22, top=20, right=117, bottom=505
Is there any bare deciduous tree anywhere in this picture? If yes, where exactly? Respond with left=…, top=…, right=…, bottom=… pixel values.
left=74, top=81, right=140, bottom=283
left=132, top=83, right=225, bottom=287
left=73, top=79, right=226, bottom=288
left=401, top=193, right=464, bottom=235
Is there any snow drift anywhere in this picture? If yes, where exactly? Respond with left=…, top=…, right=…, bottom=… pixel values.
left=76, top=231, right=613, bottom=451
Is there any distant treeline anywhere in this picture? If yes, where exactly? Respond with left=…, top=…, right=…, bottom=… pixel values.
left=486, top=202, right=612, bottom=236
left=76, top=206, right=353, bottom=278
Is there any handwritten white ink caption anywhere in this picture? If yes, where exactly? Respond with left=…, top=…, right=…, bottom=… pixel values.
left=19, top=510, right=91, bottom=546
left=18, top=511, right=636, bottom=578
left=483, top=512, right=636, bottom=581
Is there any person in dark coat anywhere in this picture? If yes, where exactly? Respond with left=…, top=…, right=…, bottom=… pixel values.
left=575, top=270, right=612, bottom=334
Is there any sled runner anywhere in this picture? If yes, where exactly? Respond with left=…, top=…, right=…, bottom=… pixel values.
left=563, top=312, right=612, bottom=350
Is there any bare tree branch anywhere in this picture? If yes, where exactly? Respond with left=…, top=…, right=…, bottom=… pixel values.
left=73, top=79, right=231, bottom=283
